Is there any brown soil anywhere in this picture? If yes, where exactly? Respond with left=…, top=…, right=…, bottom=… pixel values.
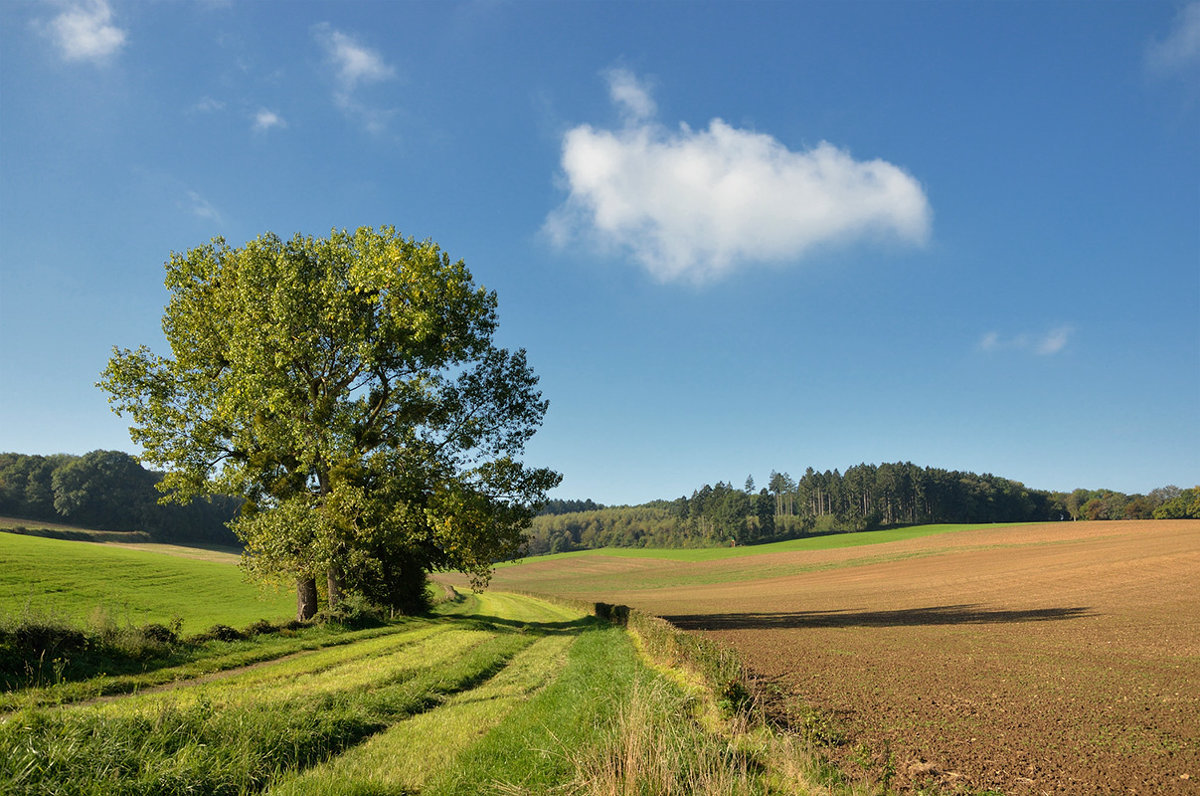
left=486, top=521, right=1200, bottom=795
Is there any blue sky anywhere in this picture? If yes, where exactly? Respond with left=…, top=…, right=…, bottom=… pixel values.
left=1, top=1, right=1197, bottom=504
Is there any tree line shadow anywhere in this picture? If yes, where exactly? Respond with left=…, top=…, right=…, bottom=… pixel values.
left=662, top=604, right=1096, bottom=631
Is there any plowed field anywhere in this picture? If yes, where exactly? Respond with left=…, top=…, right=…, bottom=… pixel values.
left=483, top=520, right=1200, bottom=795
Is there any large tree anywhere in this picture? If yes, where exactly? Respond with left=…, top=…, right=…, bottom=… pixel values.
left=100, top=226, right=560, bottom=619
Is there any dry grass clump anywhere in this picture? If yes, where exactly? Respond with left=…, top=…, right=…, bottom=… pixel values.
left=569, top=679, right=764, bottom=796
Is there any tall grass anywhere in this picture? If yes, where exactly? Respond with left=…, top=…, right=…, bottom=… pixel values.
left=566, top=678, right=767, bottom=796
left=0, top=604, right=184, bottom=691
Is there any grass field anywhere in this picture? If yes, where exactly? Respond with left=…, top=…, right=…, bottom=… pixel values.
left=474, top=520, right=1200, bottom=795
left=0, top=531, right=293, bottom=633
left=505, top=523, right=1027, bottom=565
left=0, top=535, right=831, bottom=795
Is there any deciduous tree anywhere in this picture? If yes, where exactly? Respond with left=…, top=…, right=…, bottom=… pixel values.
left=101, top=227, right=559, bottom=619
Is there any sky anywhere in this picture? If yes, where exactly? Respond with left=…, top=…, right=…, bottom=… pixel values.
left=1, top=0, right=1198, bottom=505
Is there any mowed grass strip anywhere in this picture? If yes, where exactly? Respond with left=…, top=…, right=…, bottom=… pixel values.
left=272, top=592, right=591, bottom=795
left=419, top=620, right=639, bottom=795
left=0, top=532, right=293, bottom=632
left=269, top=633, right=577, bottom=795
left=95, top=624, right=495, bottom=715
left=1, top=621, right=536, bottom=794
left=2, top=621, right=417, bottom=712
left=438, top=588, right=588, bottom=627
left=418, top=618, right=771, bottom=796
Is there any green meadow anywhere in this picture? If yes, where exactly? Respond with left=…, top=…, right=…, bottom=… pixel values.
left=0, top=531, right=294, bottom=632
left=504, top=522, right=1025, bottom=565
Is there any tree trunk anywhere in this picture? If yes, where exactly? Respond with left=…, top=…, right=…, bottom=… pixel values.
left=297, top=576, right=318, bottom=621
left=327, top=562, right=344, bottom=610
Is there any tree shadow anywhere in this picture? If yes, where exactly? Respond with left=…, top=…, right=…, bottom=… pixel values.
left=458, top=614, right=597, bottom=636
left=662, top=604, right=1096, bottom=631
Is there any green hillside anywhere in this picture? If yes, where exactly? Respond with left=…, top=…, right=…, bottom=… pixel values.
left=509, top=522, right=1024, bottom=565
left=0, top=531, right=293, bottom=632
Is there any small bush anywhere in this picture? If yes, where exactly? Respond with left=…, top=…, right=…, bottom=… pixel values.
left=140, top=622, right=179, bottom=645
left=594, top=602, right=630, bottom=626
left=316, top=595, right=385, bottom=629
left=0, top=608, right=187, bottom=685
left=718, top=679, right=753, bottom=716
left=245, top=618, right=277, bottom=636
left=207, top=624, right=245, bottom=642
left=3, top=621, right=88, bottom=658
left=190, top=624, right=245, bottom=643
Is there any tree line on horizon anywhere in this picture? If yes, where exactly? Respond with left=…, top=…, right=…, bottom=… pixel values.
left=527, top=463, right=1199, bottom=555
left=0, top=450, right=240, bottom=545
left=3, top=452, right=1196, bottom=558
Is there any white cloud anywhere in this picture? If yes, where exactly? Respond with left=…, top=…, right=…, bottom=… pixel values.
left=252, top=108, right=286, bottom=133
left=1147, top=2, right=1200, bottom=73
left=978, top=325, right=1074, bottom=356
left=314, top=24, right=395, bottom=105
left=1034, top=325, right=1073, bottom=356
left=45, top=0, right=127, bottom=63
left=545, top=71, right=931, bottom=283
left=606, top=68, right=656, bottom=121
left=189, top=96, right=226, bottom=114
left=312, top=25, right=397, bottom=134
left=185, top=190, right=222, bottom=223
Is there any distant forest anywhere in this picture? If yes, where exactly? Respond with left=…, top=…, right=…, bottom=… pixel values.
left=3, top=452, right=1195, bottom=555
left=527, top=464, right=1199, bottom=555
left=0, top=451, right=240, bottom=545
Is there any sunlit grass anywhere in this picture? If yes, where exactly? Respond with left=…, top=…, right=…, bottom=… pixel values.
left=271, top=633, right=576, bottom=795
left=0, top=620, right=413, bottom=712
left=0, top=532, right=292, bottom=632
left=92, top=624, right=486, bottom=715
left=2, top=623, right=537, bottom=794
left=503, top=522, right=1029, bottom=565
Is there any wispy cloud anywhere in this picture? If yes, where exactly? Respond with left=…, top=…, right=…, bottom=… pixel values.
left=1146, top=2, right=1200, bottom=73
left=252, top=108, right=286, bottom=133
left=189, top=96, right=226, bottom=114
left=313, top=24, right=396, bottom=132
left=545, top=70, right=931, bottom=283
left=606, top=68, right=657, bottom=122
left=185, top=190, right=222, bottom=223
left=44, top=0, right=127, bottom=63
left=978, top=325, right=1075, bottom=356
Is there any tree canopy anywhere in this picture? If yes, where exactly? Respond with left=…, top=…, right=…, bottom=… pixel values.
left=100, top=226, right=559, bottom=618
left=0, top=450, right=241, bottom=543
left=523, top=465, right=1196, bottom=555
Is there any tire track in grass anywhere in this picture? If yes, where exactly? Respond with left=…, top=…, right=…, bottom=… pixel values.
left=78, top=622, right=455, bottom=709
left=422, top=621, right=638, bottom=796
left=268, top=633, right=576, bottom=795
left=90, top=624, right=496, bottom=715
left=267, top=592, right=591, bottom=794
left=4, top=620, right=429, bottom=713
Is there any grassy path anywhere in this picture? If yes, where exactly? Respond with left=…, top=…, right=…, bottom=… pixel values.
left=270, top=589, right=596, bottom=794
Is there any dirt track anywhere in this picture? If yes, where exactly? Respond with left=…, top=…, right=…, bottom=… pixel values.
left=488, top=521, right=1200, bottom=794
